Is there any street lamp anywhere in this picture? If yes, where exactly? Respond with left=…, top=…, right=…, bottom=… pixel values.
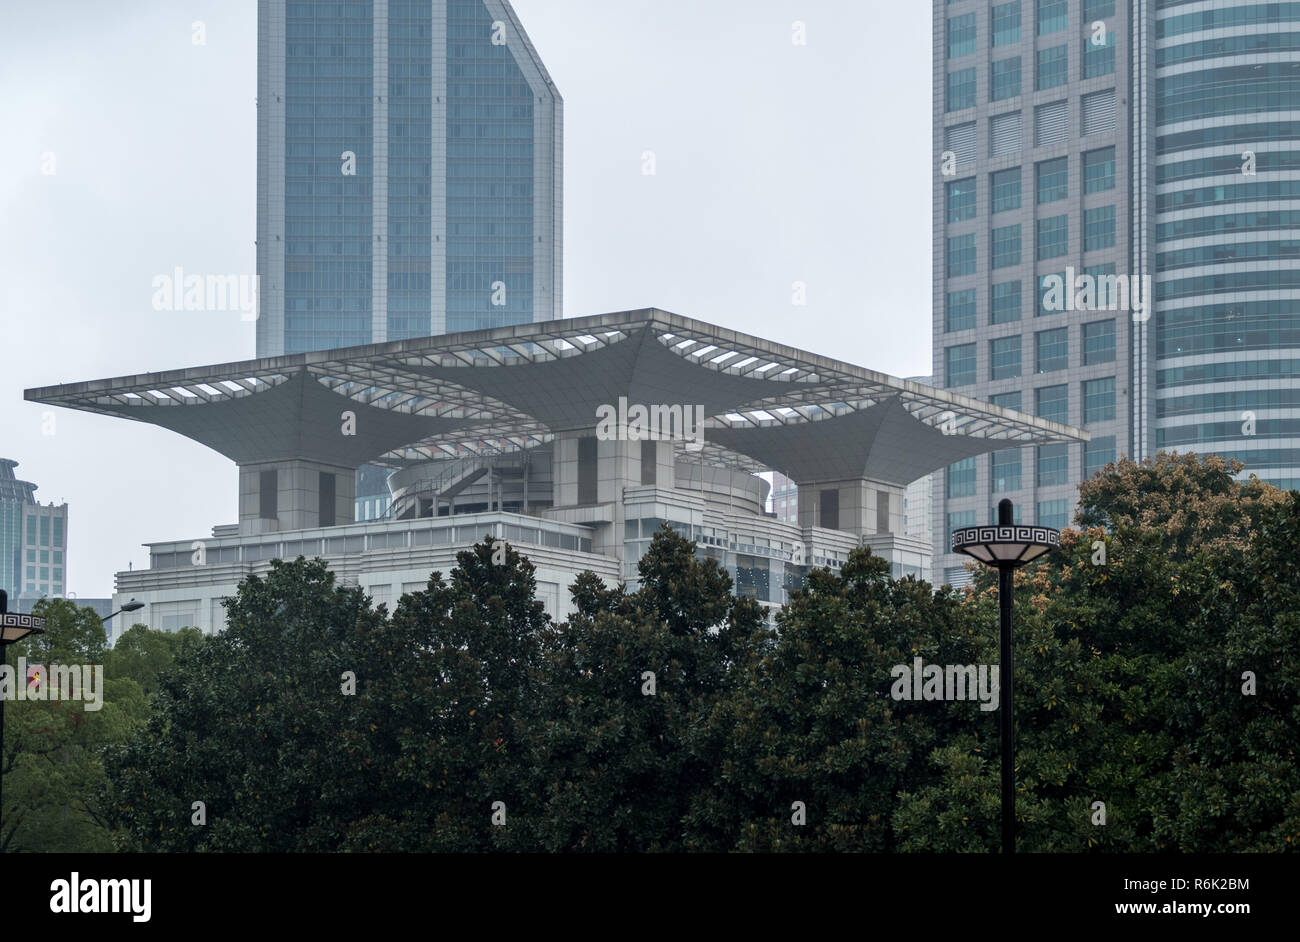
left=102, top=599, right=145, bottom=623
left=1, top=589, right=47, bottom=837
left=951, top=498, right=1060, bottom=854
left=100, top=599, right=145, bottom=646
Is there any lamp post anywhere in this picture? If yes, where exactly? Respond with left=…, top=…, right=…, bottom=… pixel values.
left=1, top=589, right=47, bottom=839
left=103, top=599, right=145, bottom=622
left=101, top=599, right=145, bottom=644
left=951, top=498, right=1059, bottom=854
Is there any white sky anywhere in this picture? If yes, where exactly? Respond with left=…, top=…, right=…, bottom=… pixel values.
left=0, top=0, right=932, bottom=598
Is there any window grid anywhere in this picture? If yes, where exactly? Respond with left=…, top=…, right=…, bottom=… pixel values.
left=991, top=167, right=1022, bottom=213
left=1037, top=215, right=1069, bottom=260
left=1036, top=327, right=1070, bottom=373
left=1084, top=376, right=1117, bottom=423
left=991, top=336, right=1023, bottom=380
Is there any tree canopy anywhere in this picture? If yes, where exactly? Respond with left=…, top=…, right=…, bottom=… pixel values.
left=18, top=452, right=1291, bottom=852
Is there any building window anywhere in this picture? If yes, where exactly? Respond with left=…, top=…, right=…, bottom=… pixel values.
left=1085, top=205, right=1116, bottom=251
left=990, top=111, right=1023, bottom=157
left=1037, top=498, right=1070, bottom=530
left=945, top=121, right=977, bottom=170
left=992, top=224, right=1022, bottom=269
left=948, top=68, right=977, bottom=111
left=991, top=167, right=1021, bottom=213
left=641, top=439, right=658, bottom=486
left=948, top=13, right=977, bottom=59
left=947, top=178, right=976, bottom=222
left=948, top=458, right=977, bottom=498
left=947, top=289, right=977, bottom=332
left=1083, top=319, right=1116, bottom=364
left=1084, top=147, right=1115, bottom=193
left=259, top=469, right=278, bottom=520
left=1083, top=376, right=1117, bottom=423
left=1037, top=0, right=1068, bottom=35
left=578, top=436, right=597, bottom=505
left=39, top=516, right=49, bottom=547
left=1036, top=384, right=1069, bottom=424
left=1037, top=444, right=1070, bottom=486
left=1037, top=45, right=1068, bottom=91
left=990, top=391, right=1022, bottom=411
left=1084, top=32, right=1116, bottom=78
left=1036, top=157, right=1069, bottom=204
left=1037, top=215, right=1069, bottom=260
left=948, top=233, right=977, bottom=276
left=992, top=449, right=1023, bottom=493
left=990, top=336, right=1022, bottom=380
left=992, top=1, right=1022, bottom=47
left=319, top=472, right=336, bottom=528
left=1036, top=327, right=1070, bottom=373
left=991, top=57, right=1022, bottom=101
left=1082, top=88, right=1117, bottom=135
left=991, top=281, right=1022, bottom=324
left=1034, top=99, right=1069, bottom=146
left=1038, top=272, right=1066, bottom=316
left=39, top=549, right=49, bottom=564
left=1083, top=262, right=1116, bottom=307
left=946, top=343, right=978, bottom=387
left=820, top=488, right=840, bottom=530
left=1085, top=0, right=1115, bottom=19
left=1084, top=435, right=1117, bottom=477
left=948, top=510, right=976, bottom=550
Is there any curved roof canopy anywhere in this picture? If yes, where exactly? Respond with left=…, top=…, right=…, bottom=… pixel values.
left=25, top=309, right=1088, bottom=486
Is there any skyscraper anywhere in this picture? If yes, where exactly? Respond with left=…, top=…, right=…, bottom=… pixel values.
left=932, top=0, right=1300, bottom=585
left=0, top=459, right=68, bottom=601
left=256, top=0, right=563, bottom=358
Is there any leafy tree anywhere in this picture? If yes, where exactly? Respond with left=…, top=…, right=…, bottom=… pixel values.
left=689, top=549, right=990, bottom=851
left=105, top=542, right=552, bottom=852
left=527, top=524, right=769, bottom=851
left=897, top=453, right=1298, bottom=851
left=97, top=457, right=1300, bottom=853
left=2, top=601, right=186, bottom=852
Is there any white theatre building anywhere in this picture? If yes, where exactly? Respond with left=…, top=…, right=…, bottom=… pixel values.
left=26, top=310, right=1087, bottom=642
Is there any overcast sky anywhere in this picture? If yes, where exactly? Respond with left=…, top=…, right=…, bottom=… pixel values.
left=0, top=0, right=932, bottom=599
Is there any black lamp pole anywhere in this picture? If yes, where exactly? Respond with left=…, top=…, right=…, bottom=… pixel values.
left=997, top=535, right=1015, bottom=856
left=951, top=497, right=1060, bottom=855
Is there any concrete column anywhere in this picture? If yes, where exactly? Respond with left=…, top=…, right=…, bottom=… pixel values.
left=238, top=459, right=357, bottom=535
left=795, top=477, right=904, bottom=537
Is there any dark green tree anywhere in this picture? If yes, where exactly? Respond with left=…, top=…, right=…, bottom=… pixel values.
left=528, top=524, right=769, bottom=851
left=2, top=600, right=186, bottom=852
left=105, top=540, right=552, bottom=852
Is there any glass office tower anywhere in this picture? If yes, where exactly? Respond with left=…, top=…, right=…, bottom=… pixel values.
left=0, top=459, right=68, bottom=601
left=932, top=0, right=1300, bottom=585
left=256, top=0, right=563, bottom=357
left=1151, top=1, right=1300, bottom=491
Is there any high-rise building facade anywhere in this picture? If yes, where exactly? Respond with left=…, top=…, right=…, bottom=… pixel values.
left=932, top=0, right=1300, bottom=585
left=1149, top=1, right=1300, bottom=492
left=0, top=459, right=68, bottom=601
left=256, top=0, right=563, bottom=358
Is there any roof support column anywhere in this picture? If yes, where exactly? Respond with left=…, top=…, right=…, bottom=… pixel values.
left=238, top=459, right=357, bottom=536
left=794, top=477, right=904, bottom=538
